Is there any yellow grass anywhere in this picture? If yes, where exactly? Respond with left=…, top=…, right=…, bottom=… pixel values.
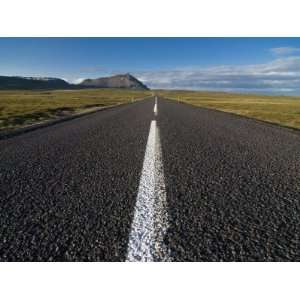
left=0, top=89, right=151, bottom=130
left=157, top=90, right=300, bottom=130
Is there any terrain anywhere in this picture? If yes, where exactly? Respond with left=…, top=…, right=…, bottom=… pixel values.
left=157, top=90, right=300, bottom=130
left=80, top=73, right=149, bottom=90
left=0, top=96, right=299, bottom=261
left=0, top=76, right=71, bottom=90
left=0, top=74, right=149, bottom=91
left=0, top=89, right=151, bottom=130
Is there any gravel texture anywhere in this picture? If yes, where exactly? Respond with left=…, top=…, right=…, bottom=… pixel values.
left=158, top=98, right=300, bottom=261
left=1, top=96, right=299, bottom=261
left=0, top=98, right=153, bottom=261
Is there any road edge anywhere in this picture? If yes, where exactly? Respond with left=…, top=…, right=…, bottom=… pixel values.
left=0, top=96, right=152, bottom=140
left=162, top=96, right=300, bottom=136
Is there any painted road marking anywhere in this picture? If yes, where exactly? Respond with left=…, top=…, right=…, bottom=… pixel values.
left=154, top=97, right=158, bottom=116
left=126, top=120, right=170, bottom=262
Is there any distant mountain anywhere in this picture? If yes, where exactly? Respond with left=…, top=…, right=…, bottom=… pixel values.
left=0, top=73, right=150, bottom=90
left=0, top=76, right=71, bottom=90
left=80, top=73, right=149, bottom=90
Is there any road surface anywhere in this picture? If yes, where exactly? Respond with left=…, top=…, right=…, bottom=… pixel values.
left=0, top=97, right=299, bottom=261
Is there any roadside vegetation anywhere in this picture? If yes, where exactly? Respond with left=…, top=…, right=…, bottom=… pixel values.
left=0, top=89, right=151, bottom=130
left=157, top=90, right=300, bottom=130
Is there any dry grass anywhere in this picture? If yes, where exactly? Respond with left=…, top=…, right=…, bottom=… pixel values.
left=157, top=90, right=300, bottom=130
left=0, top=89, right=151, bottom=130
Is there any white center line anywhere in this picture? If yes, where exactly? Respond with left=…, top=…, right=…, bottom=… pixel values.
left=126, top=120, right=170, bottom=262
left=154, top=97, right=158, bottom=116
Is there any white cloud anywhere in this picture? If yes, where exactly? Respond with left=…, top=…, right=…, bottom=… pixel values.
left=270, top=47, right=300, bottom=56
left=72, top=78, right=86, bottom=84
left=134, top=56, right=300, bottom=94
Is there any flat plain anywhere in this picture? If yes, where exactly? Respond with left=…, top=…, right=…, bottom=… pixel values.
left=157, top=90, right=300, bottom=130
left=0, top=89, right=151, bottom=130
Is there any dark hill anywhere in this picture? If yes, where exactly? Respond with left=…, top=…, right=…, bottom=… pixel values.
left=0, top=76, right=71, bottom=90
left=80, top=73, right=149, bottom=90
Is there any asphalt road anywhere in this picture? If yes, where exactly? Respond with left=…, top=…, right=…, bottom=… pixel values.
left=0, top=97, right=299, bottom=261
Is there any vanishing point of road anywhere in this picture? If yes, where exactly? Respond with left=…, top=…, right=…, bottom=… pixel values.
left=0, top=96, right=299, bottom=261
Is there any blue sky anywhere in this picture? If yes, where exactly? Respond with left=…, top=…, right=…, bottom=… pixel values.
left=1, top=38, right=300, bottom=94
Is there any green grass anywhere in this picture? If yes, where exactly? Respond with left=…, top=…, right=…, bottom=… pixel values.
left=157, top=90, right=300, bottom=130
left=0, top=89, right=151, bottom=130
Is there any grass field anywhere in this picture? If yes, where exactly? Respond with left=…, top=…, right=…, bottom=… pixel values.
left=157, top=90, right=300, bottom=130
left=2, top=88, right=300, bottom=131
left=0, top=89, right=151, bottom=130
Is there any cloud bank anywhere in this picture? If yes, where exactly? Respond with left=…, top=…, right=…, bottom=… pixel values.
left=135, top=56, right=300, bottom=95
left=270, top=47, right=300, bottom=56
